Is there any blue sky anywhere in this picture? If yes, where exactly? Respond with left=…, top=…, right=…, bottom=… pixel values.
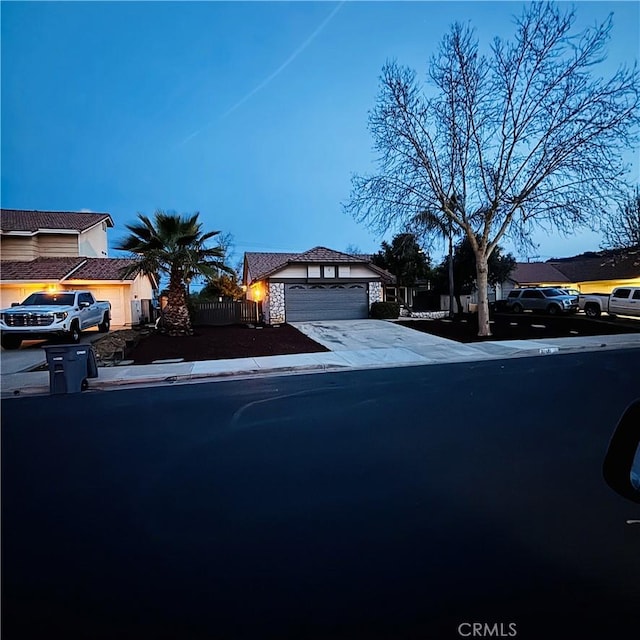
left=2, top=0, right=639, bottom=270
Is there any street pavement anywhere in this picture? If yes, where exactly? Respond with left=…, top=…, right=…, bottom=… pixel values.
left=1, top=318, right=640, bottom=397
left=3, top=351, right=639, bottom=639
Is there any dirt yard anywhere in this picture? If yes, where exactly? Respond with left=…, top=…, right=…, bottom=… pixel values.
left=118, top=324, right=330, bottom=364
left=397, top=313, right=640, bottom=343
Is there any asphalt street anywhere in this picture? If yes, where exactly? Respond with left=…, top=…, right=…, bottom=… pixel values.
left=2, top=350, right=640, bottom=639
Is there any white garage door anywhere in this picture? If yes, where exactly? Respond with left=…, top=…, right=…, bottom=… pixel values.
left=90, top=287, right=126, bottom=326
left=285, top=283, right=369, bottom=321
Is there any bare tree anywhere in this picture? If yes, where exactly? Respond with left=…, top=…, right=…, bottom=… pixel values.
left=345, top=3, right=639, bottom=336
left=344, top=244, right=362, bottom=255
left=601, top=186, right=640, bottom=249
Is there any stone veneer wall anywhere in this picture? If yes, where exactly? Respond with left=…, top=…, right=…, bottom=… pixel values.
left=368, top=281, right=383, bottom=308
left=268, top=282, right=285, bottom=324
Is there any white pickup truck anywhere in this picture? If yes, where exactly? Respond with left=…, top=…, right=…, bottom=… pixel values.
left=578, top=287, right=640, bottom=318
left=0, top=290, right=111, bottom=350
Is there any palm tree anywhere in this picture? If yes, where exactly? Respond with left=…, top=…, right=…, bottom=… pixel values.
left=116, top=210, right=231, bottom=336
left=411, top=201, right=459, bottom=318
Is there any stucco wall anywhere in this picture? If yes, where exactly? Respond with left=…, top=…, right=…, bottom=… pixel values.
left=78, top=224, right=109, bottom=258
left=131, top=274, right=155, bottom=300
left=0, top=284, right=49, bottom=308
left=270, top=264, right=308, bottom=278
left=579, top=278, right=640, bottom=294
left=270, top=263, right=382, bottom=280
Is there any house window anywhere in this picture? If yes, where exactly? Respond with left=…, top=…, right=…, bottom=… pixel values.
left=338, top=265, right=351, bottom=278
left=323, top=265, right=336, bottom=278
left=308, top=266, right=321, bottom=278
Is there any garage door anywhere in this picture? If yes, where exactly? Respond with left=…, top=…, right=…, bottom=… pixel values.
left=90, top=287, right=126, bottom=326
left=285, top=283, right=369, bottom=322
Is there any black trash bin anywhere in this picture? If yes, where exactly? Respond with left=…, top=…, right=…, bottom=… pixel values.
left=42, top=344, right=99, bottom=394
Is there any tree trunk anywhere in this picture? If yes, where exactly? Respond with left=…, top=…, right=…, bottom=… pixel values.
left=162, top=269, right=193, bottom=336
left=475, top=251, right=491, bottom=337
left=448, top=230, right=455, bottom=319
left=454, top=293, right=464, bottom=317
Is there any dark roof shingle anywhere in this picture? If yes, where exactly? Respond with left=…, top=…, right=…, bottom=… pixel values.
left=510, top=263, right=571, bottom=284
left=244, top=247, right=394, bottom=283
left=67, top=258, right=138, bottom=281
left=289, top=247, right=369, bottom=263
left=243, top=252, right=298, bottom=282
left=0, top=257, right=86, bottom=280
left=547, top=247, right=640, bottom=281
left=510, top=247, right=640, bottom=284
left=0, top=209, right=113, bottom=233
left=0, top=257, right=139, bottom=282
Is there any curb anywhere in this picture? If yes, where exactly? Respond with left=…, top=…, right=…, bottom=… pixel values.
left=3, top=339, right=638, bottom=399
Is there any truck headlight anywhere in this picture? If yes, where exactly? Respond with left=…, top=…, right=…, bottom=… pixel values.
left=54, top=312, right=68, bottom=321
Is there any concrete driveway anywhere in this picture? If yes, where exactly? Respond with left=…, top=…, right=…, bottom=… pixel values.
left=0, top=328, right=119, bottom=375
left=289, top=319, right=480, bottom=358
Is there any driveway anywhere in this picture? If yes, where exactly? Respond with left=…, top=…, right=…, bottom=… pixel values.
left=289, top=319, right=475, bottom=356
left=0, top=327, right=124, bottom=375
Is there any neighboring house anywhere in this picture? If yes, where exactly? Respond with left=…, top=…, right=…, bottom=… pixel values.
left=0, top=209, right=158, bottom=326
left=243, top=247, right=395, bottom=323
left=502, top=246, right=640, bottom=297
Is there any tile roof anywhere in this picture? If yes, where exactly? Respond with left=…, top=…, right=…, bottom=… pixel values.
left=244, top=247, right=395, bottom=283
left=547, top=247, right=640, bottom=282
left=244, top=252, right=298, bottom=283
left=66, top=258, right=139, bottom=281
left=0, top=257, right=86, bottom=280
left=0, top=209, right=113, bottom=233
left=0, top=257, right=140, bottom=282
left=510, top=262, right=571, bottom=284
left=289, top=246, right=369, bottom=263
left=510, top=247, right=640, bottom=284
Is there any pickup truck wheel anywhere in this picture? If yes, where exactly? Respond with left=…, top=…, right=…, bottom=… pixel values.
left=511, top=303, right=523, bottom=314
left=98, top=314, right=110, bottom=333
left=547, top=304, right=560, bottom=316
left=1, top=335, right=22, bottom=350
left=584, top=303, right=601, bottom=318
left=68, top=322, right=81, bottom=344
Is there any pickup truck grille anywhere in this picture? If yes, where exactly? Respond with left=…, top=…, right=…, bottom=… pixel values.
left=4, top=313, right=54, bottom=327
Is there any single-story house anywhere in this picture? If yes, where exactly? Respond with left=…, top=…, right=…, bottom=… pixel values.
left=243, top=246, right=395, bottom=323
left=0, top=209, right=158, bottom=326
left=502, top=246, right=640, bottom=296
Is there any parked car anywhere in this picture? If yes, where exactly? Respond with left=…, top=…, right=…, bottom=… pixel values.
left=0, top=290, right=111, bottom=350
left=489, top=299, right=510, bottom=313
left=559, top=288, right=581, bottom=297
left=579, top=287, right=640, bottom=318
left=505, top=287, right=579, bottom=315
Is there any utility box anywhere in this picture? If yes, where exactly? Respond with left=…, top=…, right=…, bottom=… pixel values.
left=43, top=344, right=99, bottom=394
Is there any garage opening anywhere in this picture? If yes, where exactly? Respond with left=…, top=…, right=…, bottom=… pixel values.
left=285, top=283, right=369, bottom=322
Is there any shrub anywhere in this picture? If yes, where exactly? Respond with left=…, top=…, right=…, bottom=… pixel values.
left=370, top=301, right=400, bottom=319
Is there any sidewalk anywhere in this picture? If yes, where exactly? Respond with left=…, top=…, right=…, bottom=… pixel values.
left=2, top=330, right=639, bottom=398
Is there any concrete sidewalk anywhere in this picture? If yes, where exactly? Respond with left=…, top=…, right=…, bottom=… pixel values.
left=2, top=323, right=639, bottom=398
